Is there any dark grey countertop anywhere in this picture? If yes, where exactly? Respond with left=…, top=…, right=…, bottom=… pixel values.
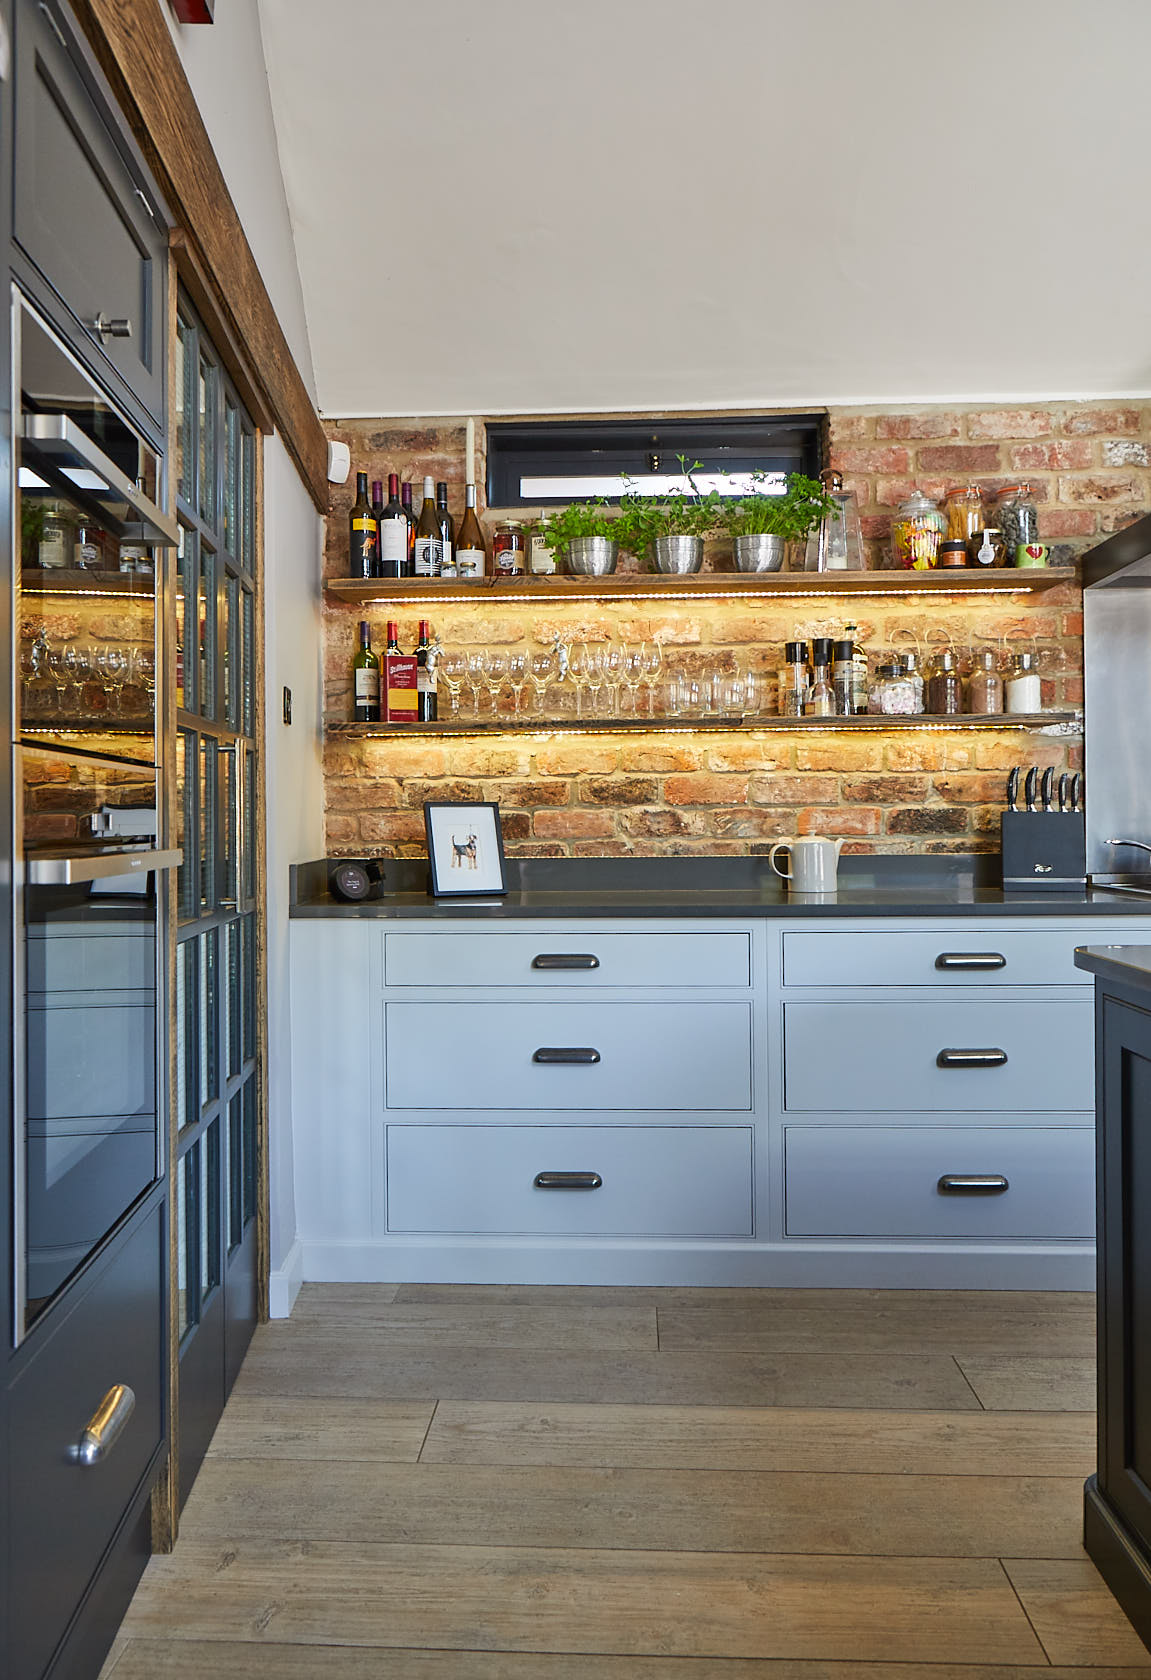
left=1075, top=945, right=1151, bottom=986
left=291, top=855, right=1151, bottom=922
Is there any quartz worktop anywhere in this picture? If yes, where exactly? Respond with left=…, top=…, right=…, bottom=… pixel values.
left=1074, top=945, right=1151, bottom=987
left=291, top=855, right=1151, bottom=920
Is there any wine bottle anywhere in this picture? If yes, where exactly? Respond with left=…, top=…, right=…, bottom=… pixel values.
left=348, top=472, right=379, bottom=577
left=379, top=472, right=409, bottom=579
left=371, top=478, right=385, bottom=523
left=415, top=619, right=438, bottom=722
left=455, top=484, right=487, bottom=580
left=400, top=481, right=417, bottom=577
left=351, top=620, right=380, bottom=722
left=413, top=475, right=442, bottom=577
left=436, top=482, right=456, bottom=578
left=383, top=620, right=418, bottom=723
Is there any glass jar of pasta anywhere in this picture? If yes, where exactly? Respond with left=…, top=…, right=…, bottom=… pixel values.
left=891, top=490, right=945, bottom=570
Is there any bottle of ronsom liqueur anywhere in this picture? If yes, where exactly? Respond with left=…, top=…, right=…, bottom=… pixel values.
left=436, top=482, right=456, bottom=578
left=415, top=619, right=438, bottom=722
left=455, top=484, right=487, bottom=579
left=383, top=621, right=418, bottom=722
left=379, top=473, right=409, bottom=579
left=349, top=472, right=379, bottom=577
left=413, top=476, right=442, bottom=577
left=351, top=621, right=380, bottom=722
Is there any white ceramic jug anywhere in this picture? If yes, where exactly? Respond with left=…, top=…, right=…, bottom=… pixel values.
left=768, top=836, right=843, bottom=893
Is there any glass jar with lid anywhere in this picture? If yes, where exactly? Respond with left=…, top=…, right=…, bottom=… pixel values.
left=1005, top=650, right=1042, bottom=713
left=925, top=649, right=963, bottom=715
left=944, top=483, right=985, bottom=545
left=995, top=483, right=1039, bottom=555
left=966, top=649, right=1003, bottom=714
left=492, top=520, right=527, bottom=576
left=891, top=489, right=945, bottom=570
left=867, top=662, right=917, bottom=716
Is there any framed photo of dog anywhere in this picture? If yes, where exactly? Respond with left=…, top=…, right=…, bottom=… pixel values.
left=423, top=801, right=508, bottom=897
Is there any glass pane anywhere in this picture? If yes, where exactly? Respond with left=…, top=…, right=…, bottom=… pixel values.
left=222, top=746, right=238, bottom=908
left=178, top=1143, right=199, bottom=1338
left=202, top=1120, right=221, bottom=1299
left=228, top=1091, right=243, bottom=1251
left=177, top=938, right=197, bottom=1132
left=176, top=525, right=195, bottom=715
left=226, top=918, right=241, bottom=1080
left=177, top=728, right=197, bottom=921
left=241, top=586, right=255, bottom=736
left=198, top=354, right=217, bottom=526
left=242, top=429, right=256, bottom=574
left=243, top=749, right=257, bottom=904
left=200, top=737, right=218, bottom=913
left=200, top=928, right=218, bottom=1111
left=224, top=572, right=239, bottom=730
left=224, top=398, right=238, bottom=557
left=243, top=1076, right=257, bottom=1227
left=198, top=541, right=217, bottom=720
left=177, top=316, right=195, bottom=507
left=242, top=912, right=256, bottom=1063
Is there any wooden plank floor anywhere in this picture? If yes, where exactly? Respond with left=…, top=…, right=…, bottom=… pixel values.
left=100, top=1284, right=1151, bottom=1679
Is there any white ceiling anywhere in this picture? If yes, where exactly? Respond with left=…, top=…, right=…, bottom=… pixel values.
left=258, top=0, right=1151, bottom=418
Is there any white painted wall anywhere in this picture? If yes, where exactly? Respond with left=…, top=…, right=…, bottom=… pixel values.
left=163, top=0, right=316, bottom=401
left=262, top=432, right=324, bottom=1310
left=258, top=0, right=1151, bottom=416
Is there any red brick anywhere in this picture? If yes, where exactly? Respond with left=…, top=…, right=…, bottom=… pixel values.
left=917, top=446, right=1003, bottom=473
left=932, top=773, right=1014, bottom=804
left=829, top=446, right=911, bottom=475
left=327, top=779, right=402, bottom=811
left=830, top=414, right=874, bottom=442
left=966, top=410, right=1053, bottom=440
left=798, top=807, right=880, bottom=836
left=572, top=839, right=634, bottom=856
left=1059, top=473, right=1143, bottom=504
left=842, top=775, right=930, bottom=803
left=1062, top=407, right=1143, bottom=436
left=534, top=810, right=615, bottom=839
left=663, top=774, right=748, bottom=806
left=1040, top=510, right=1097, bottom=539
left=886, top=807, right=969, bottom=835
left=1099, top=507, right=1148, bottom=534
left=494, top=780, right=570, bottom=807
left=860, top=515, right=892, bottom=540
left=401, top=778, right=484, bottom=807
left=325, top=814, right=360, bottom=845
left=875, top=413, right=962, bottom=441
left=360, top=812, right=427, bottom=845
left=1010, top=441, right=1094, bottom=472
left=580, top=776, right=661, bottom=806
left=711, top=808, right=794, bottom=839
left=619, top=809, right=707, bottom=839
left=748, top=772, right=839, bottom=805
left=503, top=842, right=566, bottom=858
left=618, top=744, right=703, bottom=773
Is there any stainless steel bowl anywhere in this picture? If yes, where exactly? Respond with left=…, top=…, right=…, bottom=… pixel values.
left=733, top=533, right=785, bottom=573
left=564, top=537, right=619, bottom=576
left=650, top=535, right=704, bottom=574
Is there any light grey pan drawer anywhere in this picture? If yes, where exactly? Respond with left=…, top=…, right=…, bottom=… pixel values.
left=386, top=1124, right=753, bottom=1236
left=784, top=1125, right=1094, bottom=1239
left=383, top=930, right=751, bottom=989
left=781, top=929, right=1090, bottom=989
left=385, top=1000, right=753, bottom=1111
left=782, top=999, right=1093, bottom=1113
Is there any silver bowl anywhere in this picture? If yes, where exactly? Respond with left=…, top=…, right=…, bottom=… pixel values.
left=564, top=537, right=619, bottom=576
left=733, top=533, right=785, bottom=573
left=650, top=535, right=704, bottom=574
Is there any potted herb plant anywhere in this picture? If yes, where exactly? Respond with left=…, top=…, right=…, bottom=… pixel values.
left=716, top=472, right=838, bottom=572
left=613, top=457, right=722, bottom=574
left=533, top=498, right=620, bottom=575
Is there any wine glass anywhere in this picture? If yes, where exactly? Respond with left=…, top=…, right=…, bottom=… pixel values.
left=483, top=651, right=507, bottom=720
left=46, top=643, right=70, bottom=716
left=528, top=649, right=554, bottom=715
left=621, top=644, right=644, bottom=716
left=602, top=642, right=624, bottom=717
left=585, top=646, right=607, bottom=716
left=507, top=652, right=528, bottom=717
left=639, top=640, right=663, bottom=715
left=129, top=646, right=155, bottom=716
left=101, top=646, right=129, bottom=715
left=442, top=652, right=467, bottom=716
left=465, top=652, right=486, bottom=717
left=568, top=643, right=590, bottom=719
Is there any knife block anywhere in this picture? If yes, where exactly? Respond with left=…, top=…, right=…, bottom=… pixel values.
left=1001, top=811, right=1086, bottom=889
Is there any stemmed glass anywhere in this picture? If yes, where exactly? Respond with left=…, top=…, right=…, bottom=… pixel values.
left=100, top=647, right=129, bottom=715
left=64, top=644, right=90, bottom=714
left=483, top=651, right=507, bottom=721
left=568, top=643, right=591, bottom=719
left=639, top=640, right=663, bottom=715
left=46, top=644, right=70, bottom=716
left=529, top=649, right=554, bottom=715
left=621, top=645, right=644, bottom=716
left=585, top=646, right=607, bottom=716
left=129, top=646, right=155, bottom=715
left=465, top=652, right=486, bottom=718
left=507, top=652, right=528, bottom=718
left=603, top=643, right=624, bottom=716
left=442, top=652, right=467, bottom=716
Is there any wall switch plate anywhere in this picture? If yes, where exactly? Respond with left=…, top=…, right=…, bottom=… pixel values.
left=283, top=686, right=292, bottom=725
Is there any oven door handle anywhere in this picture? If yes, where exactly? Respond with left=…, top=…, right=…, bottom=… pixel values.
left=26, top=847, right=182, bottom=885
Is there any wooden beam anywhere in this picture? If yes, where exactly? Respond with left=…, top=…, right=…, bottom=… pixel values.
left=67, top=0, right=329, bottom=513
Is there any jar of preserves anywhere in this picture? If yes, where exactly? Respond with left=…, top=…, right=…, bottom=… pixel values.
left=891, top=489, right=945, bottom=570
left=926, top=650, right=963, bottom=715
left=944, top=483, right=984, bottom=544
left=970, top=526, right=1006, bottom=567
left=492, top=520, right=527, bottom=576
left=867, top=662, right=916, bottom=716
left=995, top=483, right=1039, bottom=553
left=937, top=539, right=968, bottom=569
left=966, top=649, right=1003, bottom=715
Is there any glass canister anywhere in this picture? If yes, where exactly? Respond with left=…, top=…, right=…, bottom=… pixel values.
left=492, top=520, right=527, bottom=575
left=1005, top=650, right=1042, bottom=713
left=867, top=662, right=916, bottom=716
left=899, top=650, right=926, bottom=713
left=925, top=650, right=963, bottom=715
left=777, top=641, right=808, bottom=717
left=966, top=649, right=1004, bottom=714
left=995, top=483, right=1039, bottom=556
left=970, top=526, right=1006, bottom=567
left=803, top=469, right=866, bottom=571
left=891, top=489, right=945, bottom=570
left=944, top=483, right=985, bottom=545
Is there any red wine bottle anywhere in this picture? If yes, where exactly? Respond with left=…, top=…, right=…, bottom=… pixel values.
left=379, top=472, right=409, bottom=579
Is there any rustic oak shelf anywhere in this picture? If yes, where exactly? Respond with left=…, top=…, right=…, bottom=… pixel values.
left=325, top=567, right=1077, bottom=606
left=21, top=568, right=155, bottom=599
left=327, top=711, right=1082, bottom=739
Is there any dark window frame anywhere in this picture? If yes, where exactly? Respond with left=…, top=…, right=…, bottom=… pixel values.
left=485, top=413, right=827, bottom=509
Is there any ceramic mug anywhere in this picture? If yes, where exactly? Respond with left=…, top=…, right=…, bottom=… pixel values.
left=769, top=836, right=843, bottom=893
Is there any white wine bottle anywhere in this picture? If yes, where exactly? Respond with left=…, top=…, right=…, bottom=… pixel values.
left=455, top=484, right=487, bottom=580
left=413, top=476, right=442, bottom=577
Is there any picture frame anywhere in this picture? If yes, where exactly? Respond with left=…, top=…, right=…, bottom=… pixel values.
left=423, top=801, right=508, bottom=897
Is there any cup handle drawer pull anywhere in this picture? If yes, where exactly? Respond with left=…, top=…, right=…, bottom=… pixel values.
left=71, top=1383, right=136, bottom=1467
left=534, top=1171, right=603, bottom=1190
left=532, top=953, right=600, bottom=970
left=934, top=952, right=1007, bottom=971
left=936, top=1048, right=1008, bottom=1069
left=938, top=1174, right=1010, bottom=1195
left=533, top=1047, right=601, bottom=1065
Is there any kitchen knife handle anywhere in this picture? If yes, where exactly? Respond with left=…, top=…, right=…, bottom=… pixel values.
left=1023, top=767, right=1038, bottom=812
left=1006, top=767, right=1020, bottom=812
left=1058, top=772, right=1070, bottom=813
left=1041, top=767, right=1054, bottom=812
left=1071, top=773, right=1082, bottom=812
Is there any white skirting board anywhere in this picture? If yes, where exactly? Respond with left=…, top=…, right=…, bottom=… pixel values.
left=289, top=1236, right=1096, bottom=1294
left=268, top=1237, right=304, bottom=1318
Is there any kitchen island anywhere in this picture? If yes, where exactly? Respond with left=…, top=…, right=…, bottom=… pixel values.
left=280, top=856, right=1151, bottom=1312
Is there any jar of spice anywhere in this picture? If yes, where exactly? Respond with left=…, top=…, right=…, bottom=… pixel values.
left=995, top=483, right=1039, bottom=554
left=926, top=650, right=963, bottom=715
left=891, top=489, right=946, bottom=570
left=831, top=639, right=856, bottom=716
left=1005, top=651, right=1042, bottom=714
left=867, top=662, right=917, bottom=716
left=777, top=641, right=808, bottom=718
left=944, top=483, right=984, bottom=545
left=492, top=520, right=527, bottom=575
left=966, top=649, right=1003, bottom=714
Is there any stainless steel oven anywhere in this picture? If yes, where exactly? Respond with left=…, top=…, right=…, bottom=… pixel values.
left=12, top=289, right=178, bottom=1341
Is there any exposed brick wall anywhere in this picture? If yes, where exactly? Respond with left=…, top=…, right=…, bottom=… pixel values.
left=321, top=403, right=1151, bottom=861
